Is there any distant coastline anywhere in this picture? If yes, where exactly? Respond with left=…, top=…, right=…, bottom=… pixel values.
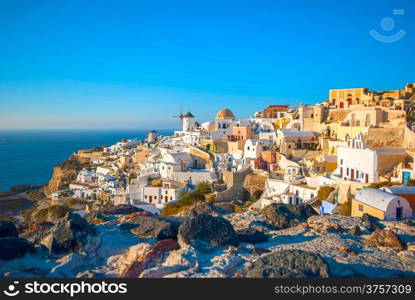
left=0, top=129, right=175, bottom=191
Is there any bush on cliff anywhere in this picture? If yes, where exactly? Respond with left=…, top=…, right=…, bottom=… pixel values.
left=317, top=186, right=335, bottom=202
left=338, top=200, right=352, bottom=216
left=23, top=205, right=72, bottom=223
left=368, top=182, right=399, bottom=189
left=195, top=182, right=212, bottom=195
left=160, top=190, right=205, bottom=216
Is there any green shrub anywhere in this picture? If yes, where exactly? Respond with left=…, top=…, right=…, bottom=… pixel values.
left=407, top=179, right=415, bottom=186
left=195, top=182, right=211, bottom=195
left=160, top=190, right=205, bottom=216
left=32, top=205, right=71, bottom=222
left=368, top=181, right=399, bottom=188
left=338, top=200, right=351, bottom=216
left=65, top=198, right=78, bottom=207
left=65, top=198, right=86, bottom=207
left=317, top=186, right=335, bottom=202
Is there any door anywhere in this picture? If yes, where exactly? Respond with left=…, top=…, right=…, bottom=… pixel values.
left=340, top=102, right=344, bottom=108
left=351, top=169, right=354, bottom=181
left=403, top=171, right=411, bottom=184
left=396, top=207, right=403, bottom=220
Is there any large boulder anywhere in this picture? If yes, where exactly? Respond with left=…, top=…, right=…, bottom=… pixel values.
left=32, top=205, right=72, bottom=223
left=224, top=211, right=272, bottom=233
left=99, top=204, right=143, bottom=216
left=121, top=239, right=180, bottom=278
left=235, top=249, right=330, bottom=278
left=0, top=220, right=18, bottom=238
left=307, top=215, right=365, bottom=233
left=177, top=214, right=239, bottom=248
left=179, top=201, right=223, bottom=218
left=365, top=229, right=406, bottom=251
left=128, top=215, right=180, bottom=240
left=236, top=228, right=268, bottom=244
left=361, top=213, right=382, bottom=232
left=348, top=225, right=362, bottom=236
left=41, top=213, right=95, bottom=254
left=261, top=203, right=317, bottom=229
left=0, top=237, right=35, bottom=260
left=20, top=221, right=55, bottom=244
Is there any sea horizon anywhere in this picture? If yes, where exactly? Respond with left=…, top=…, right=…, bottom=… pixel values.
left=0, top=129, right=175, bottom=191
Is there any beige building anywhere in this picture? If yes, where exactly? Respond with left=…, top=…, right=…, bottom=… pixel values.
left=327, top=83, right=415, bottom=109
left=352, top=188, right=412, bottom=220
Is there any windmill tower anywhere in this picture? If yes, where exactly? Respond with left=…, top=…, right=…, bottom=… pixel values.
left=172, top=105, right=196, bottom=132
left=182, top=112, right=195, bottom=132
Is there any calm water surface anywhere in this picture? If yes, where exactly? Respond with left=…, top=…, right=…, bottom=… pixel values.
left=0, top=130, right=174, bottom=191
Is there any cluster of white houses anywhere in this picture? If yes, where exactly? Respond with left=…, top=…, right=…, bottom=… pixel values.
left=52, top=82, right=415, bottom=220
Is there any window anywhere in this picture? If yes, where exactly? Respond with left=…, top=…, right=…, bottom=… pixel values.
left=340, top=159, right=343, bottom=165
left=358, top=204, right=364, bottom=212
left=346, top=168, right=349, bottom=176
left=311, top=194, right=314, bottom=199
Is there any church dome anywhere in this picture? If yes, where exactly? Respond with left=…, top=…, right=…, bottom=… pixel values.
left=216, top=108, right=235, bottom=120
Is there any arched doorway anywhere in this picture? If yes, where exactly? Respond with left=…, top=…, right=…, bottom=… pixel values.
left=252, top=190, right=263, bottom=201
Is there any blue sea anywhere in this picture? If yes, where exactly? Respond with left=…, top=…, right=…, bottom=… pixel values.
left=0, top=130, right=174, bottom=191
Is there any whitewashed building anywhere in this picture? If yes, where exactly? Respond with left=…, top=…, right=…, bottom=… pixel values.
left=142, top=180, right=188, bottom=208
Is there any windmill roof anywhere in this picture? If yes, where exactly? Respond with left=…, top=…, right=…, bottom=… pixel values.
left=183, top=112, right=194, bottom=118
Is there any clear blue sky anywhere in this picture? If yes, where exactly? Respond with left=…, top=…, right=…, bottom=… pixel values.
left=0, top=0, right=414, bottom=129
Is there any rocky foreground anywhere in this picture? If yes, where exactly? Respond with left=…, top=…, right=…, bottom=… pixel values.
left=1, top=202, right=415, bottom=278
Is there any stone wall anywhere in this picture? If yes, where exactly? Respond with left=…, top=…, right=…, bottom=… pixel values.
left=366, top=127, right=405, bottom=148
left=377, top=151, right=409, bottom=175
left=243, top=171, right=269, bottom=196
left=403, top=126, right=415, bottom=150
left=328, top=110, right=350, bottom=122
left=215, top=168, right=250, bottom=203
left=336, top=179, right=367, bottom=203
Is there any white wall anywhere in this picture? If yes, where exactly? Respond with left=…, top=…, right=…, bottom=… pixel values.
left=385, top=197, right=413, bottom=220
left=337, top=146, right=377, bottom=183
left=183, top=117, right=196, bottom=132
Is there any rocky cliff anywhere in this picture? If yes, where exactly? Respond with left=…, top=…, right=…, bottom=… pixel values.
left=1, top=202, right=415, bottom=278
left=44, top=156, right=84, bottom=197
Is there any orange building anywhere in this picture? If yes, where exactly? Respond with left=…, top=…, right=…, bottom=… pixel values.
left=254, top=151, right=280, bottom=171
left=327, top=83, right=415, bottom=109
left=228, top=124, right=254, bottom=142
left=134, top=148, right=150, bottom=164
left=257, top=105, right=289, bottom=119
